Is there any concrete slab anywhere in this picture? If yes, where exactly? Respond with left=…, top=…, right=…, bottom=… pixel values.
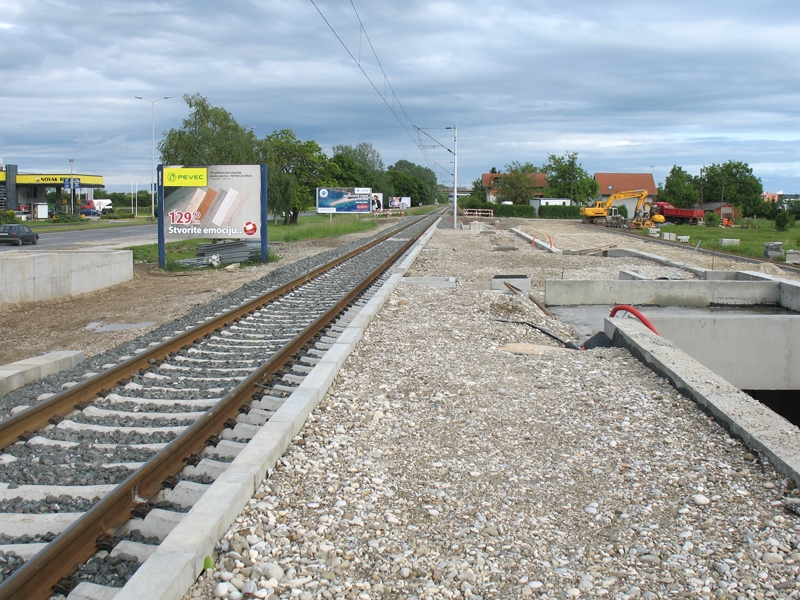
left=67, top=581, right=120, bottom=600
left=491, top=275, right=531, bottom=292
left=605, top=318, right=800, bottom=488
left=509, top=228, right=563, bottom=254
left=0, top=350, right=84, bottom=396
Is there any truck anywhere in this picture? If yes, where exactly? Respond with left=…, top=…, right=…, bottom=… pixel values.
left=651, top=202, right=704, bottom=225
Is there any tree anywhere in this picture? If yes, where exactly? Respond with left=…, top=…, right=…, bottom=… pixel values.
left=329, top=154, right=371, bottom=188
left=388, top=160, right=439, bottom=205
left=465, top=178, right=486, bottom=205
left=699, top=161, right=765, bottom=217
left=159, top=94, right=258, bottom=165
left=493, top=161, right=542, bottom=205
left=331, top=142, right=388, bottom=194
left=542, top=152, right=598, bottom=203
left=258, top=130, right=331, bottom=225
left=387, top=170, right=425, bottom=203
left=660, top=166, right=701, bottom=208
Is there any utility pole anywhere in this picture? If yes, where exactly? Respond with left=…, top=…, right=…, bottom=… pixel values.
left=135, top=96, right=171, bottom=218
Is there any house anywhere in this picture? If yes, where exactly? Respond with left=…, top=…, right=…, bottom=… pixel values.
left=701, top=202, right=739, bottom=220
left=481, top=172, right=547, bottom=204
left=593, top=173, right=658, bottom=216
left=529, top=197, right=571, bottom=210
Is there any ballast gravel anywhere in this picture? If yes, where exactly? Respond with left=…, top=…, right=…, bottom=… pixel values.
left=186, top=224, right=800, bottom=600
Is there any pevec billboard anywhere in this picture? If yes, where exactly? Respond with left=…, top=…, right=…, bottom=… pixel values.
left=157, top=164, right=268, bottom=268
left=316, top=187, right=372, bottom=214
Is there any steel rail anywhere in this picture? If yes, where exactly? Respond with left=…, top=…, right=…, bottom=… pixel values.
left=0, top=214, right=437, bottom=600
left=0, top=216, right=425, bottom=451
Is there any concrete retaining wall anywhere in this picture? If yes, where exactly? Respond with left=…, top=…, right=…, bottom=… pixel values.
left=0, top=251, right=133, bottom=306
left=545, top=279, right=781, bottom=307
left=646, top=314, right=800, bottom=390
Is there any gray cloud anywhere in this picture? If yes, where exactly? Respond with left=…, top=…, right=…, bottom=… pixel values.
left=1, top=0, right=799, bottom=191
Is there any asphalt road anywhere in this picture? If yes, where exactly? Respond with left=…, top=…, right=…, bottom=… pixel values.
left=0, top=223, right=158, bottom=252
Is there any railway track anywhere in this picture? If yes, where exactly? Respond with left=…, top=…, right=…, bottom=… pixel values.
left=0, top=212, right=442, bottom=599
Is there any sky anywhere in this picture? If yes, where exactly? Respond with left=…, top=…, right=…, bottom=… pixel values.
left=2, top=0, right=800, bottom=194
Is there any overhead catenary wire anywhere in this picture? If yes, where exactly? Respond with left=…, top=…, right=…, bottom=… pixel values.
left=308, top=0, right=447, bottom=174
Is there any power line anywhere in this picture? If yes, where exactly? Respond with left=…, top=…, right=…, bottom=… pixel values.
left=309, top=0, right=454, bottom=178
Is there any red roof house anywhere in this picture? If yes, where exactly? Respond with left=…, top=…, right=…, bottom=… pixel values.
left=481, top=172, right=548, bottom=204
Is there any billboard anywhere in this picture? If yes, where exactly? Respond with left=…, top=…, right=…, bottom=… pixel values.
left=162, top=165, right=263, bottom=241
left=316, top=187, right=371, bottom=214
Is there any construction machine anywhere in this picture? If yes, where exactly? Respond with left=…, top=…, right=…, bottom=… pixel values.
left=580, top=189, right=649, bottom=224
left=628, top=190, right=656, bottom=229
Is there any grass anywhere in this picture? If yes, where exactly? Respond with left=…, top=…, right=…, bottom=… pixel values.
left=267, top=215, right=378, bottom=242
left=632, top=219, right=800, bottom=260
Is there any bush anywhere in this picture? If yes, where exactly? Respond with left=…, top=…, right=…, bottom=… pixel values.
left=51, top=213, right=81, bottom=223
left=103, top=211, right=134, bottom=220
left=705, top=212, right=720, bottom=227
left=775, top=210, right=796, bottom=232
left=0, top=210, right=20, bottom=224
left=538, top=205, right=581, bottom=219
left=617, top=205, right=628, bottom=218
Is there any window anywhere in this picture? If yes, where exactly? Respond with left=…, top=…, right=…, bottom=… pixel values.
left=26, top=187, right=38, bottom=199
left=608, top=185, right=613, bottom=190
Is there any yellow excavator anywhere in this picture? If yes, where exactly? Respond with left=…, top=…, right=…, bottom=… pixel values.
left=580, top=189, right=649, bottom=224
left=628, top=191, right=656, bottom=229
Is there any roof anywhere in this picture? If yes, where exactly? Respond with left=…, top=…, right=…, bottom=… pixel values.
left=594, top=173, right=657, bottom=196
left=482, top=172, right=547, bottom=189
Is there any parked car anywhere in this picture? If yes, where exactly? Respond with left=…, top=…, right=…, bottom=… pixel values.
left=13, top=211, right=31, bottom=221
left=0, top=224, right=39, bottom=245
left=79, top=208, right=101, bottom=217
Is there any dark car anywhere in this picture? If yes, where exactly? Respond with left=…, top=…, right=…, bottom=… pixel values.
left=79, top=208, right=101, bottom=217
left=0, top=224, right=39, bottom=245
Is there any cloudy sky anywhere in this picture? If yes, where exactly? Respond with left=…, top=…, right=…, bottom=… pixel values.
left=2, top=0, right=800, bottom=193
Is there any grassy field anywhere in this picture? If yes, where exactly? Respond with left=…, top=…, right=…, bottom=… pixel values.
left=633, top=219, right=800, bottom=260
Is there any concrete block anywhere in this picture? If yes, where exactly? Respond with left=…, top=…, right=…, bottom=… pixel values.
left=619, top=270, right=649, bottom=280
left=0, top=350, right=84, bottom=396
left=787, top=250, right=800, bottom=265
left=67, top=582, right=120, bottom=600
left=545, top=279, right=781, bottom=307
left=677, top=235, right=690, bottom=243
left=0, top=512, right=81, bottom=537
left=780, top=280, right=800, bottom=312
left=662, top=232, right=676, bottom=241
left=114, top=508, right=184, bottom=540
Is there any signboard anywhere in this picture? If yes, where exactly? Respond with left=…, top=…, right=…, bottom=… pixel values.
left=162, top=165, right=261, bottom=240
left=316, top=187, right=372, bottom=214
left=158, top=164, right=268, bottom=268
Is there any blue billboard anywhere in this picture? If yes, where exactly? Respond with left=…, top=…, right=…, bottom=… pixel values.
left=316, top=187, right=372, bottom=214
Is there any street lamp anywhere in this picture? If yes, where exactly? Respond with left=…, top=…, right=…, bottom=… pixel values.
left=446, top=126, right=457, bottom=229
left=135, top=96, right=171, bottom=218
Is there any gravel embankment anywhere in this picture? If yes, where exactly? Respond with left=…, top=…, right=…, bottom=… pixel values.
left=187, top=226, right=800, bottom=599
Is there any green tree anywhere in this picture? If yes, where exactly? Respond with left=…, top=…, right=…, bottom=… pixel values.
left=388, top=160, right=439, bottom=205
left=331, top=142, right=388, bottom=194
left=494, top=161, right=542, bottom=205
left=542, top=152, right=598, bottom=203
left=465, top=178, right=486, bottom=205
left=159, top=94, right=258, bottom=165
left=258, top=130, right=331, bottom=225
left=387, top=170, right=425, bottom=203
left=699, top=161, right=765, bottom=217
left=660, top=165, right=700, bottom=208
left=329, top=153, right=371, bottom=188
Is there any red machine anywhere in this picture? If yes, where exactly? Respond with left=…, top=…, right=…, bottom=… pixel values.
left=651, top=202, right=705, bottom=224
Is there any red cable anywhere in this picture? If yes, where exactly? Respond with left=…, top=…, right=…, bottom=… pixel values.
left=609, top=305, right=660, bottom=335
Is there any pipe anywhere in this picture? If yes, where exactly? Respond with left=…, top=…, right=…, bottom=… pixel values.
left=609, top=305, right=659, bottom=335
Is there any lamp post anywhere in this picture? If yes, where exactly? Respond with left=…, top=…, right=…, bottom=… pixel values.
left=135, top=96, right=171, bottom=218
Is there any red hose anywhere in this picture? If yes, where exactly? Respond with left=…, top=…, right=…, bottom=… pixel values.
left=609, top=305, right=659, bottom=335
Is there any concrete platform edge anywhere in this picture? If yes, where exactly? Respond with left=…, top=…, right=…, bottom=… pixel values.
left=0, top=350, right=84, bottom=398
left=510, top=227, right=562, bottom=254
left=113, top=218, right=440, bottom=600
left=606, top=318, right=800, bottom=487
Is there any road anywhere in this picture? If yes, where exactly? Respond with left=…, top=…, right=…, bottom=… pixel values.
left=0, top=224, right=157, bottom=252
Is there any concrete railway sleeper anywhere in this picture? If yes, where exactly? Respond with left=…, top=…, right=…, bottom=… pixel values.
left=0, top=212, right=442, bottom=599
